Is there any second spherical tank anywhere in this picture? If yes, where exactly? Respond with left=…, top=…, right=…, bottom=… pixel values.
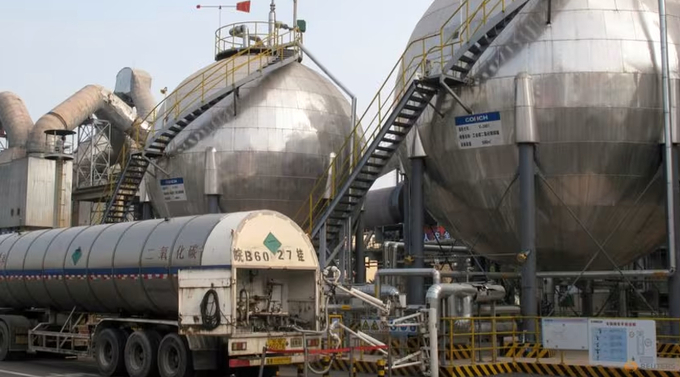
left=400, top=0, right=680, bottom=270
left=144, top=53, right=353, bottom=220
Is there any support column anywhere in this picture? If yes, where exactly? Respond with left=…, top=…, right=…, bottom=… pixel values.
left=581, top=281, right=593, bottom=317
left=142, top=202, right=153, bottom=220
left=355, top=210, right=366, bottom=284
left=668, top=144, right=680, bottom=334
left=408, top=131, right=426, bottom=305
left=204, top=147, right=221, bottom=214
left=319, top=222, right=327, bottom=269
left=618, top=282, right=628, bottom=318
left=659, top=0, right=680, bottom=338
left=515, top=72, right=538, bottom=337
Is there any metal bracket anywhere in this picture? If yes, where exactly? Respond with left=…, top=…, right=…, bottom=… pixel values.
left=439, top=75, right=474, bottom=115
left=143, top=156, right=170, bottom=177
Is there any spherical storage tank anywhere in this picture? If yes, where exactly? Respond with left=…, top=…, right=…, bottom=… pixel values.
left=144, top=41, right=353, bottom=220
left=401, top=0, right=680, bottom=270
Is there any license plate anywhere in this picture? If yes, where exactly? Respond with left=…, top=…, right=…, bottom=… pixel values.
left=266, top=338, right=287, bottom=350
left=265, top=356, right=292, bottom=365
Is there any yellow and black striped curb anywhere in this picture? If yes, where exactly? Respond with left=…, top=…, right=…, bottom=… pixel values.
left=441, top=362, right=515, bottom=377
left=503, top=342, right=555, bottom=358
left=658, top=343, right=680, bottom=358
left=514, top=362, right=680, bottom=377
left=315, top=360, right=680, bottom=377
left=444, top=344, right=472, bottom=359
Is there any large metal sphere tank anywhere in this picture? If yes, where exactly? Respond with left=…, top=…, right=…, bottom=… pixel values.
left=145, top=50, right=353, bottom=220
left=400, top=0, right=679, bottom=270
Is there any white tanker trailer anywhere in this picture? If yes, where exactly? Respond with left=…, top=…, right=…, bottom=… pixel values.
left=0, top=210, right=325, bottom=377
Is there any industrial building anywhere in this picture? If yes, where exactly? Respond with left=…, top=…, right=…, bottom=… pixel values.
left=1, top=0, right=680, bottom=376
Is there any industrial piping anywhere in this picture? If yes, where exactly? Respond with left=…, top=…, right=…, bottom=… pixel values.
left=426, top=284, right=478, bottom=377
left=27, top=85, right=149, bottom=154
left=374, top=268, right=441, bottom=298
left=0, top=92, right=32, bottom=153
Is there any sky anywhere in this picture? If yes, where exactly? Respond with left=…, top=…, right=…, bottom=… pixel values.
left=0, top=0, right=431, bottom=122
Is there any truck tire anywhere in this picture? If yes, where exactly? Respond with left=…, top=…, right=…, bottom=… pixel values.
left=95, top=328, right=127, bottom=377
left=125, top=330, right=161, bottom=377
left=158, top=333, right=194, bottom=377
left=0, top=321, right=10, bottom=361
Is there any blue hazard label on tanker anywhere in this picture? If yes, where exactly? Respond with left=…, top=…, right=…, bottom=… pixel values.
left=72, top=247, right=82, bottom=265
left=263, top=232, right=282, bottom=253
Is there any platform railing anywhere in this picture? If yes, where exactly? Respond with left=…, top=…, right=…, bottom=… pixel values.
left=293, top=0, right=519, bottom=235
left=439, top=315, right=680, bottom=365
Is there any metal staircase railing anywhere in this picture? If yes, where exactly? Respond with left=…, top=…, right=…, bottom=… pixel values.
left=97, top=27, right=302, bottom=224
left=294, top=0, right=530, bottom=255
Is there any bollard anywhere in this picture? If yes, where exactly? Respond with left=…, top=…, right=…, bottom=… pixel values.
left=377, top=359, right=386, bottom=377
left=297, top=364, right=304, bottom=377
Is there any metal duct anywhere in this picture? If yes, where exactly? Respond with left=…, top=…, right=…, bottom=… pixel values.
left=28, top=85, right=148, bottom=153
left=364, top=183, right=403, bottom=228
left=115, top=68, right=156, bottom=120
left=0, top=92, right=32, bottom=150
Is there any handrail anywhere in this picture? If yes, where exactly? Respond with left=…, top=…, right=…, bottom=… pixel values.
left=294, top=0, right=514, bottom=235
left=96, top=26, right=302, bottom=223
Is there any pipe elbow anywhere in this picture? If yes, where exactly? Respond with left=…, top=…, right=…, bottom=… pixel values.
left=0, top=91, right=33, bottom=150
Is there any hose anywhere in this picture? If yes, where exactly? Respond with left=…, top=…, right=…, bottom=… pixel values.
left=200, top=289, right=221, bottom=330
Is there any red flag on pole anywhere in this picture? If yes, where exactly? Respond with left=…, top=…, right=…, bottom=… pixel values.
left=236, top=1, right=251, bottom=12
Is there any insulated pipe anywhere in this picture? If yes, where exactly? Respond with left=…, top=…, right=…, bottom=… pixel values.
left=374, top=268, right=441, bottom=299
left=426, top=284, right=478, bottom=377
left=0, top=92, right=32, bottom=150
left=334, top=284, right=400, bottom=300
left=204, top=147, right=220, bottom=214
left=440, top=269, right=671, bottom=279
left=28, top=85, right=148, bottom=153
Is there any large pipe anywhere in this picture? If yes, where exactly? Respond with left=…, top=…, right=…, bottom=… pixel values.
left=0, top=92, right=32, bottom=151
left=440, top=269, right=671, bottom=279
left=374, top=268, right=441, bottom=299
left=426, top=284, right=478, bottom=377
left=28, top=85, right=148, bottom=154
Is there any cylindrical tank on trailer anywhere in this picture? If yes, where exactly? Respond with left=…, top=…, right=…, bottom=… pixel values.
left=0, top=210, right=316, bottom=316
left=399, top=0, right=680, bottom=270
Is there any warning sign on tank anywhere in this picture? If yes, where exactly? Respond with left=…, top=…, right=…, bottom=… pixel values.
left=454, top=112, right=503, bottom=149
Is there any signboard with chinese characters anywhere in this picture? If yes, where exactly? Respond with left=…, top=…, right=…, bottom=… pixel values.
left=160, top=177, right=187, bottom=202
left=588, top=319, right=656, bottom=368
left=454, top=112, right=503, bottom=149
left=542, top=317, right=589, bottom=350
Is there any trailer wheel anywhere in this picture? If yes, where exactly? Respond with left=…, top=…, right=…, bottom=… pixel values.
left=125, top=330, right=161, bottom=377
left=95, top=328, right=127, bottom=377
left=0, top=321, right=10, bottom=361
left=158, top=333, right=194, bottom=377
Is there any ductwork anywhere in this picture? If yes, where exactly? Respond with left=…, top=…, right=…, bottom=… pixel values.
left=0, top=92, right=33, bottom=157
left=28, top=85, right=148, bottom=154
left=114, top=68, right=156, bottom=121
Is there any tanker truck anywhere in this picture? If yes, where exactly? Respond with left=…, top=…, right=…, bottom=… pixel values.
left=0, top=211, right=325, bottom=377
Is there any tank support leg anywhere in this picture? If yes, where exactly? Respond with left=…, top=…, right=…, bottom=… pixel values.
left=668, top=145, right=680, bottom=338
left=519, top=143, right=537, bottom=339
left=407, top=131, right=426, bottom=305
left=355, top=210, right=366, bottom=284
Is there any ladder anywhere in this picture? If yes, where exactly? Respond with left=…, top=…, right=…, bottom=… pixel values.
left=296, top=0, right=530, bottom=260
left=100, top=31, right=302, bottom=224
